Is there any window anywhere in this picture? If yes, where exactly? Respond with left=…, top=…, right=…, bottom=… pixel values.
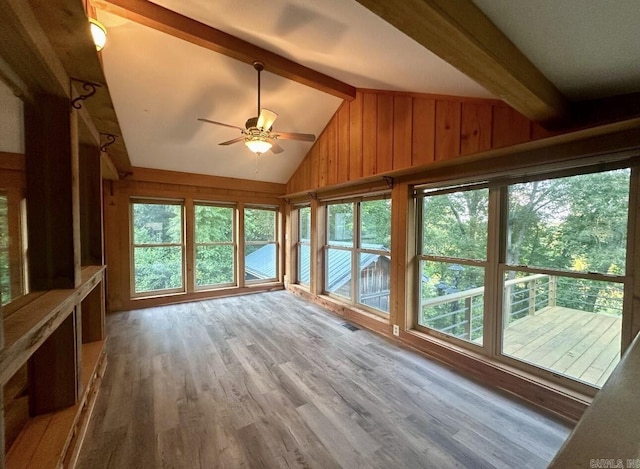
left=131, top=200, right=184, bottom=295
left=325, top=197, right=391, bottom=315
left=414, top=167, right=632, bottom=389
left=417, top=186, right=488, bottom=344
left=244, top=207, right=278, bottom=282
left=296, top=206, right=311, bottom=286
left=0, top=190, right=27, bottom=307
left=501, top=169, right=629, bottom=387
left=359, top=199, right=391, bottom=313
left=326, top=203, right=354, bottom=299
left=194, top=204, right=235, bottom=288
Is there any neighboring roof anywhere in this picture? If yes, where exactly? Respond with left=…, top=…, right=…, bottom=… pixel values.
left=301, top=244, right=389, bottom=292
left=245, top=243, right=277, bottom=280
left=245, top=243, right=390, bottom=290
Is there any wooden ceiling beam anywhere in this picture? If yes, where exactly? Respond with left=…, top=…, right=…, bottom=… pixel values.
left=355, top=0, right=569, bottom=125
left=93, top=0, right=357, bottom=101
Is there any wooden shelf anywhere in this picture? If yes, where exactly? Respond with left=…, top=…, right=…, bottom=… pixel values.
left=0, top=266, right=105, bottom=386
left=5, top=341, right=106, bottom=469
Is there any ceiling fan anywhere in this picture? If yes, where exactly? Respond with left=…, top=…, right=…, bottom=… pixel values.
left=198, top=61, right=316, bottom=155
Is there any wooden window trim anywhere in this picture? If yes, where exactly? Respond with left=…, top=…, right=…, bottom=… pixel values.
left=193, top=202, right=237, bottom=291
left=129, top=198, right=186, bottom=298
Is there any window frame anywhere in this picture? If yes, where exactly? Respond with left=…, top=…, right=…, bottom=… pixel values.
left=294, top=204, right=311, bottom=288
left=129, top=197, right=186, bottom=298
left=414, top=183, right=490, bottom=348
left=412, top=165, right=636, bottom=394
left=0, top=188, right=27, bottom=309
left=323, top=194, right=392, bottom=317
left=243, top=205, right=279, bottom=284
left=193, top=201, right=237, bottom=290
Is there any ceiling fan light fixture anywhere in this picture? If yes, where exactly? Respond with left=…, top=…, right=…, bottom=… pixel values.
left=89, top=18, right=107, bottom=51
left=245, top=136, right=272, bottom=155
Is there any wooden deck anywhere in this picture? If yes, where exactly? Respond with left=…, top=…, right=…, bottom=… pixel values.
left=504, top=306, right=621, bottom=387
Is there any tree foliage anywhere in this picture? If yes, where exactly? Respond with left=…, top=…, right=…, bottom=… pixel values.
left=420, top=169, right=630, bottom=339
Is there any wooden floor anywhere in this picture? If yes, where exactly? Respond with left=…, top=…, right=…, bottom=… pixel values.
left=77, top=291, right=570, bottom=469
left=504, top=306, right=621, bottom=387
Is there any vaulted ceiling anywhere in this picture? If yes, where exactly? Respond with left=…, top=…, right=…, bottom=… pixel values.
left=93, top=0, right=640, bottom=183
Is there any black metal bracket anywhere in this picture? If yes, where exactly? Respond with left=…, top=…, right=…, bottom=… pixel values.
left=308, top=192, right=318, bottom=200
left=100, top=133, right=117, bottom=153
left=70, top=79, right=102, bottom=109
left=382, top=176, right=394, bottom=189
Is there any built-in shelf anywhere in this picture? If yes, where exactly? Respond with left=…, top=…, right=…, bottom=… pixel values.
left=2, top=266, right=106, bottom=468
left=0, top=266, right=105, bottom=386
left=5, top=340, right=106, bottom=469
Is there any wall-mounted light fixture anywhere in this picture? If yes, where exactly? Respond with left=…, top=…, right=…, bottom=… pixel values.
left=89, top=17, right=107, bottom=51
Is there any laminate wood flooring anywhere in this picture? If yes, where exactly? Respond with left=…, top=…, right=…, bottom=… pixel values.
left=77, top=291, right=571, bottom=469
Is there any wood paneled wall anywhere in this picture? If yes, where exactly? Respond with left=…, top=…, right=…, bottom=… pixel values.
left=287, top=90, right=556, bottom=194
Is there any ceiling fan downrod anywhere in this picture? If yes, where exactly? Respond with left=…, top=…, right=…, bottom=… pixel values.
left=253, top=61, right=265, bottom=118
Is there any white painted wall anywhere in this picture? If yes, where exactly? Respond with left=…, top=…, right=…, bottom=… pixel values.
left=0, top=80, right=24, bottom=154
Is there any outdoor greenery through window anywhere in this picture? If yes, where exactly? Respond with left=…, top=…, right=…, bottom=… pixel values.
left=415, top=167, right=632, bottom=388
left=0, top=192, right=27, bottom=307
left=296, top=206, right=311, bottom=286
left=131, top=200, right=184, bottom=294
left=244, top=207, right=277, bottom=282
left=325, top=197, right=391, bottom=314
left=501, top=169, right=629, bottom=386
left=418, top=187, right=488, bottom=344
left=195, top=204, right=235, bottom=287
left=0, top=194, right=10, bottom=305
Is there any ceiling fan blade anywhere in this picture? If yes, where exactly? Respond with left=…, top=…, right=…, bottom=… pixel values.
left=273, top=131, right=316, bottom=142
left=219, top=136, right=245, bottom=146
left=198, top=118, right=244, bottom=131
left=257, top=108, right=278, bottom=130
left=267, top=138, right=284, bottom=154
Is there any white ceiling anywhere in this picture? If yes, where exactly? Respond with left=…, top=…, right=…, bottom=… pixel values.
left=472, top=0, right=640, bottom=101
left=97, top=0, right=640, bottom=184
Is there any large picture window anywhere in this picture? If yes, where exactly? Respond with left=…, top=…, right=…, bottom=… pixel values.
left=414, top=167, right=632, bottom=389
left=417, top=186, right=488, bottom=345
left=194, top=204, right=235, bottom=288
left=325, top=197, right=391, bottom=315
left=501, top=169, right=629, bottom=387
left=244, top=207, right=278, bottom=282
left=131, top=200, right=184, bottom=295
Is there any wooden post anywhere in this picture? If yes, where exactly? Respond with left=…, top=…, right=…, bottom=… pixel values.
left=24, top=94, right=80, bottom=289
left=390, top=183, right=412, bottom=332
left=503, top=283, right=512, bottom=329
left=79, top=145, right=103, bottom=266
left=28, top=312, right=78, bottom=414
left=81, top=279, right=105, bottom=343
left=464, top=297, right=472, bottom=340
left=549, top=275, right=557, bottom=307
left=528, top=279, right=537, bottom=315
left=237, top=202, right=245, bottom=287
left=284, top=203, right=295, bottom=288
left=24, top=94, right=81, bottom=413
left=184, top=197, right=194, bottom=293
left=310, top=198, right=323, bottom=296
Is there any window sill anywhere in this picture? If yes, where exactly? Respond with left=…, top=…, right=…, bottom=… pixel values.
left=117, top=282, right=284, bottom=312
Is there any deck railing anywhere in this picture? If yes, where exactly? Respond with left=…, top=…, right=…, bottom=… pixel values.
left=420, top=273, right=623, bottom=341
